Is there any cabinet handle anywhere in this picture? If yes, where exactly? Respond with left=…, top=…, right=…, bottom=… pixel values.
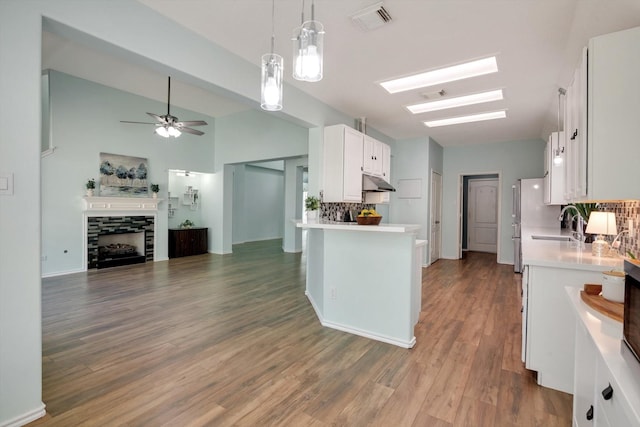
left=602, top=383, right=613, bottom=400
left=586, top=405, right=593, bottom=421
left=570, top=129, right=578, bottom=140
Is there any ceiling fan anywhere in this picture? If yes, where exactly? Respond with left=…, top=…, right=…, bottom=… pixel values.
left=121, top=76, right=207, bottom=138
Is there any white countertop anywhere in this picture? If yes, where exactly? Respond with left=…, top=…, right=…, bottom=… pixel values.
left=522, top=226, right=623, bottom=271
left=294, top=219, right=421, bottom=233
left=566, top=287, right=640, bottom=422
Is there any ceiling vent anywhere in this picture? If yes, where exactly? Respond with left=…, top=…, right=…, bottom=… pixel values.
left=351, top=2, right=392, bottom=31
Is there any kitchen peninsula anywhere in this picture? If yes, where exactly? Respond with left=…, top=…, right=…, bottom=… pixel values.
left=296, top=220, right=424, bottom=348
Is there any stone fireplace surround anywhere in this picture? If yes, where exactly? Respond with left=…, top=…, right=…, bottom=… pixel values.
left=83, top=196, right=161, bottom=270
left=87, top=216, right=154, bottom=269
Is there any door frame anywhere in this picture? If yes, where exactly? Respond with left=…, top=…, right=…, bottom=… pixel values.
left=428, top=169, right=442, bottom=265
left=457, top=171, right=502, bottom=262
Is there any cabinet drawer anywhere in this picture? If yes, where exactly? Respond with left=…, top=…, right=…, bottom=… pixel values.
left=595, top=353, right=635, bottom=427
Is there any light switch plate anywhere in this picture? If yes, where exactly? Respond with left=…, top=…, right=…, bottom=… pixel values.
left=0, top=173, right=14, bottom=195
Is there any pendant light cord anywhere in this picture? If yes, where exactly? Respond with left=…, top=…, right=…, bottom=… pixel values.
left=270, top=0, right=275, bottom=54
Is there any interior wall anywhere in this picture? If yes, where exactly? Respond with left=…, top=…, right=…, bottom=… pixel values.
left=232, top=165, right=285, bottom=244
left=388, top=137, right=431, bottom=264
left=41, top=71, right=215, bottom=276
left=442, top=139, right=546, bottom=264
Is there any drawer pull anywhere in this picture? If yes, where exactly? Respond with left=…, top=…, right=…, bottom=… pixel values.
left=586, top=405, right=593, bottom=421
left=602, top=383, right=613, bottom=400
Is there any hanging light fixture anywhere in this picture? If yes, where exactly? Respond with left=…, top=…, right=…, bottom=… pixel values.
left=553, top=88, right=566, bottom=166
left=155, top=125, right=181, bottom=138
left=261, top=0, right=283, bottom=111
left=292, top=0, right=324, bottom=82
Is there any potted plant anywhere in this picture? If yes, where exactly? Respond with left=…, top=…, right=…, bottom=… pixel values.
left=305, top=195, right=320, bottom=222
left=150, top=183, right=160, bottom=198
left=85, top=178, right=96, bottom=196
left=180, top=219, right=194, bottom=229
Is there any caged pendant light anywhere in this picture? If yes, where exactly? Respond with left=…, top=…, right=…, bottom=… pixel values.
left=292, top=0, right=324, bottom=82
left=261, top=0, right=283, bottom=111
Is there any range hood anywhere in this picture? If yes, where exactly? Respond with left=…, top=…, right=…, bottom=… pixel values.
left=363, top=174, right=395, bottom=192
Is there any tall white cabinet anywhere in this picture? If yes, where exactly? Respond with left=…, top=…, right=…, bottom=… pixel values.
left=323, top=124, right=364, bottom=203
left=564, top=26, right=640, bottom=201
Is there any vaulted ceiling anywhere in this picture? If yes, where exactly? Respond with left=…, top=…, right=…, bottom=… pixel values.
left=43, top=0, right=640, bottom=146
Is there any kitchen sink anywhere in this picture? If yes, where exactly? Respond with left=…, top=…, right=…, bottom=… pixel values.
left=531, top=235, right=572, bottom=241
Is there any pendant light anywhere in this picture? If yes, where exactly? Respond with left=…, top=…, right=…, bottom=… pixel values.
left=292, top=0, right=324, bottom=82
left=261, top=0, right=283, bottom=111
left=553, top=88, right=566, bottom=166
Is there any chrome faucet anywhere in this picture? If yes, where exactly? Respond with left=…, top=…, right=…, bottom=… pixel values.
left=559, top=205, right=585, bottom=244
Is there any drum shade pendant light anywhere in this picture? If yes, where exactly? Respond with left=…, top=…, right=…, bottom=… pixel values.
left=554, top=88, right=566, bottom=165
left=261, top=0, right=283, bottom=111
left=292, top=0, right=324, bottom=82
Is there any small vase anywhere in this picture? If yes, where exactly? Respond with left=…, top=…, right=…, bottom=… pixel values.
left=306, top=210, right=318, bottom=223
left=152, top=192, right=158, bottom=199
left=86, top=189, right=94, bottom=197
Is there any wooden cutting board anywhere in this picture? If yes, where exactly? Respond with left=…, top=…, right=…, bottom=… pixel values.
left=580, top=284, right=624, bottom=323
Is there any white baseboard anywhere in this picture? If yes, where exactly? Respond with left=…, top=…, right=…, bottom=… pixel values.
left=0, top=403, right=45, bottom=427
left=304, top=291, right=416, bottom=349
left=41, top=267, right=84, bottom=278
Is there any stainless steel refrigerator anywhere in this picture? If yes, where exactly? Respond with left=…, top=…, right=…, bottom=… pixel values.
left=512, top=178, right=561, bottom=272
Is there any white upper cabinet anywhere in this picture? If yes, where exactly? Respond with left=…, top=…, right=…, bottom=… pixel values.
left=564, top=48, right=588, bottom=202
left=587, top=26, right=640, bottom=201
left=544, top=131, right=565, bottom=205
left=323, top=124, right=363, bottom=203
left=565, top=26, right=640, bottom=201
left=363, top=135, right=390, bottom=183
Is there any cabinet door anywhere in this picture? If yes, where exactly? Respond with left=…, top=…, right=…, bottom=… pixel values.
left=588, top=27, right=640, bottom=200
left=526, top=266, right=603, bottom=393
left=381, top=142, right=391, bottom=183
left=564, top=84, right=576, bottom=201
left=575, top=48, right=588, bottom=199
left=573, top=320, right=597, bottom=427
left=363, top=136, right=383, bottom=177
left=363, top=136, right=376, bottom=175
left=343, top=127, right=364, bottom=202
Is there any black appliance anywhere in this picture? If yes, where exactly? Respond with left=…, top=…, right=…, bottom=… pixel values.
left=624, top=260, right=640, bottom=363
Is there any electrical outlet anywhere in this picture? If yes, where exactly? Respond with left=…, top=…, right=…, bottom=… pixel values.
left=330, top=287, right=337, bottom=300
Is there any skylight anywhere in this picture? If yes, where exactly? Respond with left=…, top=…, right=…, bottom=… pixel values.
left=406, top=89, right=503, bottom=114
left=380, top=57, right=499, bottom=94
left=423, top=110, right=506, bottom=127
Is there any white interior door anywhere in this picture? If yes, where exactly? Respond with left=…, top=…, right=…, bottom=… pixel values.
left=467, top=178, right=498, bottom=253
left=430, top=171, right=442, bottom=264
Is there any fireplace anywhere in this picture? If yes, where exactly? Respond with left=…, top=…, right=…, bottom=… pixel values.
left=97, top=231, right=146, bottom=269
left=87, top=216, right=155, bottom=269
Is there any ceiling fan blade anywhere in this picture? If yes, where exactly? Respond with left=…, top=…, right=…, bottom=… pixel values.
left=146, top=112, right=165, bottom=122
left=177, top=120, right=208, bottom=127
left=180, top=127, right=205, bottom=136
left=120, top=120, right=156, bottom=125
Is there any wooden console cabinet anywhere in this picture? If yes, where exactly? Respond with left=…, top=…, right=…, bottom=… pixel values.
left=168, top=228, right=208, bottom=258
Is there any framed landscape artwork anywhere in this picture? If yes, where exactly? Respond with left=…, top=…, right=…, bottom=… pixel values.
left=99, top=152, right=149, bottom=197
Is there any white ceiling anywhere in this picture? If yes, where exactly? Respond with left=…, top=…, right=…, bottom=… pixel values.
left=43, top=0, right=640, bottom=146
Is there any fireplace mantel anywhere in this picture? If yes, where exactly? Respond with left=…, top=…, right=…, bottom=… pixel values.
left=83, top=196, right=163, bottom=212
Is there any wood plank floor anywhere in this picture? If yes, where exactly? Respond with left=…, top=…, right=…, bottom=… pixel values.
left=29, top=240, right=572, bottom=426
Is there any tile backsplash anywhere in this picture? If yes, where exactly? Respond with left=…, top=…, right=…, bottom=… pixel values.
left=599, top=201, right=640, bottom=258
left=320, top=202, right=376, bottom=222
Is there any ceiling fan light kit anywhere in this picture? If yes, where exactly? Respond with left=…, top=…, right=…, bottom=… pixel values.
left=121, top=76, right=207, bottom=138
